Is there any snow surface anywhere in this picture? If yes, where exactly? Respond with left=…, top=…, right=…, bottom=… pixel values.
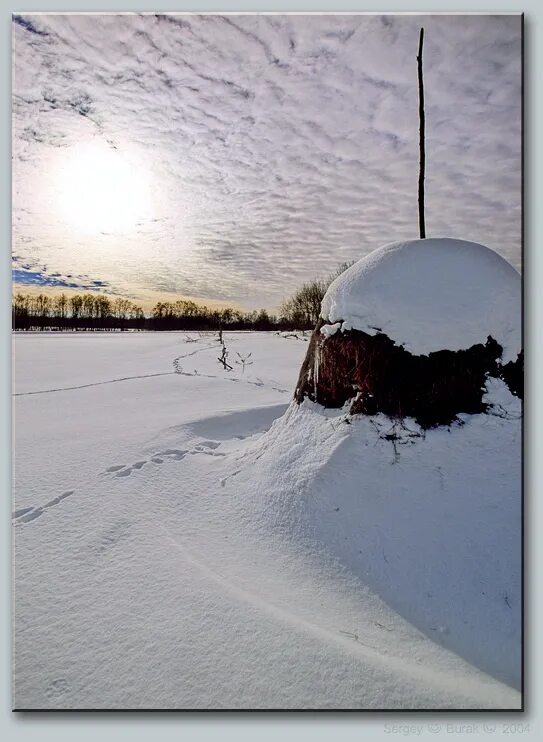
left=321, top=238, right=521, bottom=362
left=320, top=322, right=342, bottom=338
left=13, top=332, right=521, bottom=709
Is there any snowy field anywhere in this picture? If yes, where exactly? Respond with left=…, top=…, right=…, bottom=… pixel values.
left=12, top=331, right=521, bottom=709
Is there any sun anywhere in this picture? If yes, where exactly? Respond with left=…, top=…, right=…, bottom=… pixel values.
left=55, top=141, right=152, bottom=235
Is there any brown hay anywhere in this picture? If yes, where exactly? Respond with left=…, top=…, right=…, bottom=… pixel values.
left=295, top=319, right=522, bottom=428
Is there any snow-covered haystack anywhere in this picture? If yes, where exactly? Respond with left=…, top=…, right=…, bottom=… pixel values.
left=240, top=237, right=522, bottom=697
left=295, top=238, right=522, bottom=426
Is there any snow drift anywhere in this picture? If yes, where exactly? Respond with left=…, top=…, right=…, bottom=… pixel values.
left=13, top=333, right=521, bottom=708
left=246, top=384, right=521, bottom=692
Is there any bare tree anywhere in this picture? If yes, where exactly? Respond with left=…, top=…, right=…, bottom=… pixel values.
left=280, top=262, right=355, bottom=328
left=35, top=293, right=51, bottom=318
left=113, top=297, right=131, bottom=320
left=70, top=294, right=83, bottom=319
left=82, top=293, right=95, bottom=319
left=54, top=293, right=68, bottom=319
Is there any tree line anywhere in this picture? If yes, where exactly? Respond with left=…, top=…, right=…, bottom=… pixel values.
left=12, top=293, right=146, bottom=331
left=12, top=292, right=282, bottom=332
left=13, top=262, right=353, bottom=332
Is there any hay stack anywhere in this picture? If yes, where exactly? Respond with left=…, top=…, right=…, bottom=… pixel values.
left=295, top=238, right=522, bottom=427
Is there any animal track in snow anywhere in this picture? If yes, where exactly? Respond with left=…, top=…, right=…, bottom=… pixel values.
left=16, top=509, right=45, bottom=523
left=44, top=492, right=75, bottom=508
left=106, top=443, right=226, bottom=482
left=115, top=468, right=133, bottom=477
left=13, top=507, right=34, bottom=519
left=108, top=459, right=153, bottom=477
left=172, top=365, right=288, bottom=394
left=106, top=450, right=189, bottom=478
left=13, top=491, right=74, bottom=525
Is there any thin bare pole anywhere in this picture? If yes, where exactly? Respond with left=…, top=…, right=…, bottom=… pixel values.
left=417, top=27, right=426, bottom=239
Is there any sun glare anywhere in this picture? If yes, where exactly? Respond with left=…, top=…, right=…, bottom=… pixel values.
left=55, top=141, right=152, bottom=235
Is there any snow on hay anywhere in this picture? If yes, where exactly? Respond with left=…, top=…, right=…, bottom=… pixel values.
left=320, top=238, right=521, bottom=361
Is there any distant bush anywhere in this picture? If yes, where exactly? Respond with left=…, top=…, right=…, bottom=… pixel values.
left=279, top=261, right=354, bottom=329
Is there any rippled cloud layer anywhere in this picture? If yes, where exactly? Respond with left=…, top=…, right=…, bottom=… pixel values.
left=12, top=13, right=522, bottom=309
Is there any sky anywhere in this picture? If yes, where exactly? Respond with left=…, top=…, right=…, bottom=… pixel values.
left=12, top=13, right=522, bottom=311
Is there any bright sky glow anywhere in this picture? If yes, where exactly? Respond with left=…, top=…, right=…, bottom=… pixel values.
left=53, top=142, right=154, bottom=236
left=12, top=13, right=522, bottom=309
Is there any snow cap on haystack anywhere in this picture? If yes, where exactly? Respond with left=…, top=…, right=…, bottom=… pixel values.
left=296, top=238, right=522, bottom=427
left=321, top=238, right=521, bottom=363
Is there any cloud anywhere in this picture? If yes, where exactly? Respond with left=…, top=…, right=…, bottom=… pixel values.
left=12, top=13, right=522, bottom=309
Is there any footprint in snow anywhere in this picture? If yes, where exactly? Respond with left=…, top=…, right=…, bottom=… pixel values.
left=13, top=491, right=74, bottom=525
left=43, top=491, right=74, bottom=508
left=13, top=506, right=34, bottom=519
left=108, top=450, right=189, bottom=477
left=111, top=460, right=149, bottom=477
left=108, top=443, right=223, bottom=481
left=16, top=508, right=44, bottom=523
left=115, top=467, right=133, bottom=477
